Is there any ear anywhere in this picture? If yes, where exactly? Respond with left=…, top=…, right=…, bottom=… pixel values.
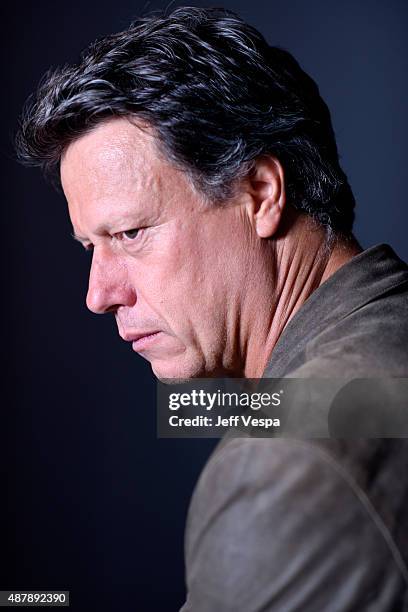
left=245, top=156, right=286, bottom=238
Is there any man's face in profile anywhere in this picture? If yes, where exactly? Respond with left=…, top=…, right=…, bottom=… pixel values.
left=61, top=117, right=259, bottom=380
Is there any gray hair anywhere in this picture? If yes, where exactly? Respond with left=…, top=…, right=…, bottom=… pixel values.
left=16, top=6, right=356, bottom=236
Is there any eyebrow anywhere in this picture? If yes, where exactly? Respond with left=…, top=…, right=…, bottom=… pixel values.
left=71, top=222, right=114, bottom=243
left=71, top=232, right=89, bottom=244
left=70, top=212, right=150, bottom=244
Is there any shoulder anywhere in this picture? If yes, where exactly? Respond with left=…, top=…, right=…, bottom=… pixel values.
left=303, top=279, right=408, bottom=377
left=182, top=437, right=408, bottom=611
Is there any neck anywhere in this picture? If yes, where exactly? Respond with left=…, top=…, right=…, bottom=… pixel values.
left=242, top=213, right=361, bottom=378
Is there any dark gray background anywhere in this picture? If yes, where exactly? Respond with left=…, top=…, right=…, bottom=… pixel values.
left=2, top=1, right=407, bottom=611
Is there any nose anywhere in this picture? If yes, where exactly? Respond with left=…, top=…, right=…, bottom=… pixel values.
left=86, top=247, right=136, bottom=314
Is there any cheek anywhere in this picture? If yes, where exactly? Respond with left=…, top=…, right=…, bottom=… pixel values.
left=152, top=222, right=215, bottom=287
left=151, top=242, right=211, bottom=313
left=127, top=214, right=245, bottom=329
left=161, top=227, right=228, bottom=302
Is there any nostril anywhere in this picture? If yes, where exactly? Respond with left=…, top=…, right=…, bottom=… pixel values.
left=105, top=304, right=122, bottom=314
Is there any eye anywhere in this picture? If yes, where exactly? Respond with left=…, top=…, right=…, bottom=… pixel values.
left=122, top=228, right=140, bottom=240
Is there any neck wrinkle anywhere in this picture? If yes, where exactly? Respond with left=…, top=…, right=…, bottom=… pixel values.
left=243, top=228, right=360, bottom=379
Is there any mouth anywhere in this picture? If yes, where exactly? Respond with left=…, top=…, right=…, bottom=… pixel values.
left=131, top=331, right=163, bottom=352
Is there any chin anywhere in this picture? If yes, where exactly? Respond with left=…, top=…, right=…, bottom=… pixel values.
left=150, top=355, right=208, bottom=383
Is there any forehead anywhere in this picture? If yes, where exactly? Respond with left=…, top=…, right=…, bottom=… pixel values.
left=60, top=117, right=197, bottom=230
left=61, top=117, right=167, bottom=198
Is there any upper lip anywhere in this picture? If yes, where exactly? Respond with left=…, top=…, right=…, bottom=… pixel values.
left=120, top=330, right=161, bottom=342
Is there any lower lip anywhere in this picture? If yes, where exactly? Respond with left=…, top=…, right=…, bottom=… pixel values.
left=132, top=332, right=162, bottom=352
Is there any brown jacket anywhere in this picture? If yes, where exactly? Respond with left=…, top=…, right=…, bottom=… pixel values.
left=181, top=244, right=408, bottom=611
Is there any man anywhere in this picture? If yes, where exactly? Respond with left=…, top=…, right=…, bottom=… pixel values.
left=16, top=6, right=408, bottom=610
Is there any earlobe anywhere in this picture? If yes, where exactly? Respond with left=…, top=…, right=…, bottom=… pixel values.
left=247, top=156, right=286, bottom=239
left=255, top=202, right=283, bottom=238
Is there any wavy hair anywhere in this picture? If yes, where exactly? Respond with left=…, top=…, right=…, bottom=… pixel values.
left=16, top=6, right=355, bottom=235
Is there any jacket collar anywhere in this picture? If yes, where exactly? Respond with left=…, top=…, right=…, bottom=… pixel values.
left=263, top=243, right=408, bottom=378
